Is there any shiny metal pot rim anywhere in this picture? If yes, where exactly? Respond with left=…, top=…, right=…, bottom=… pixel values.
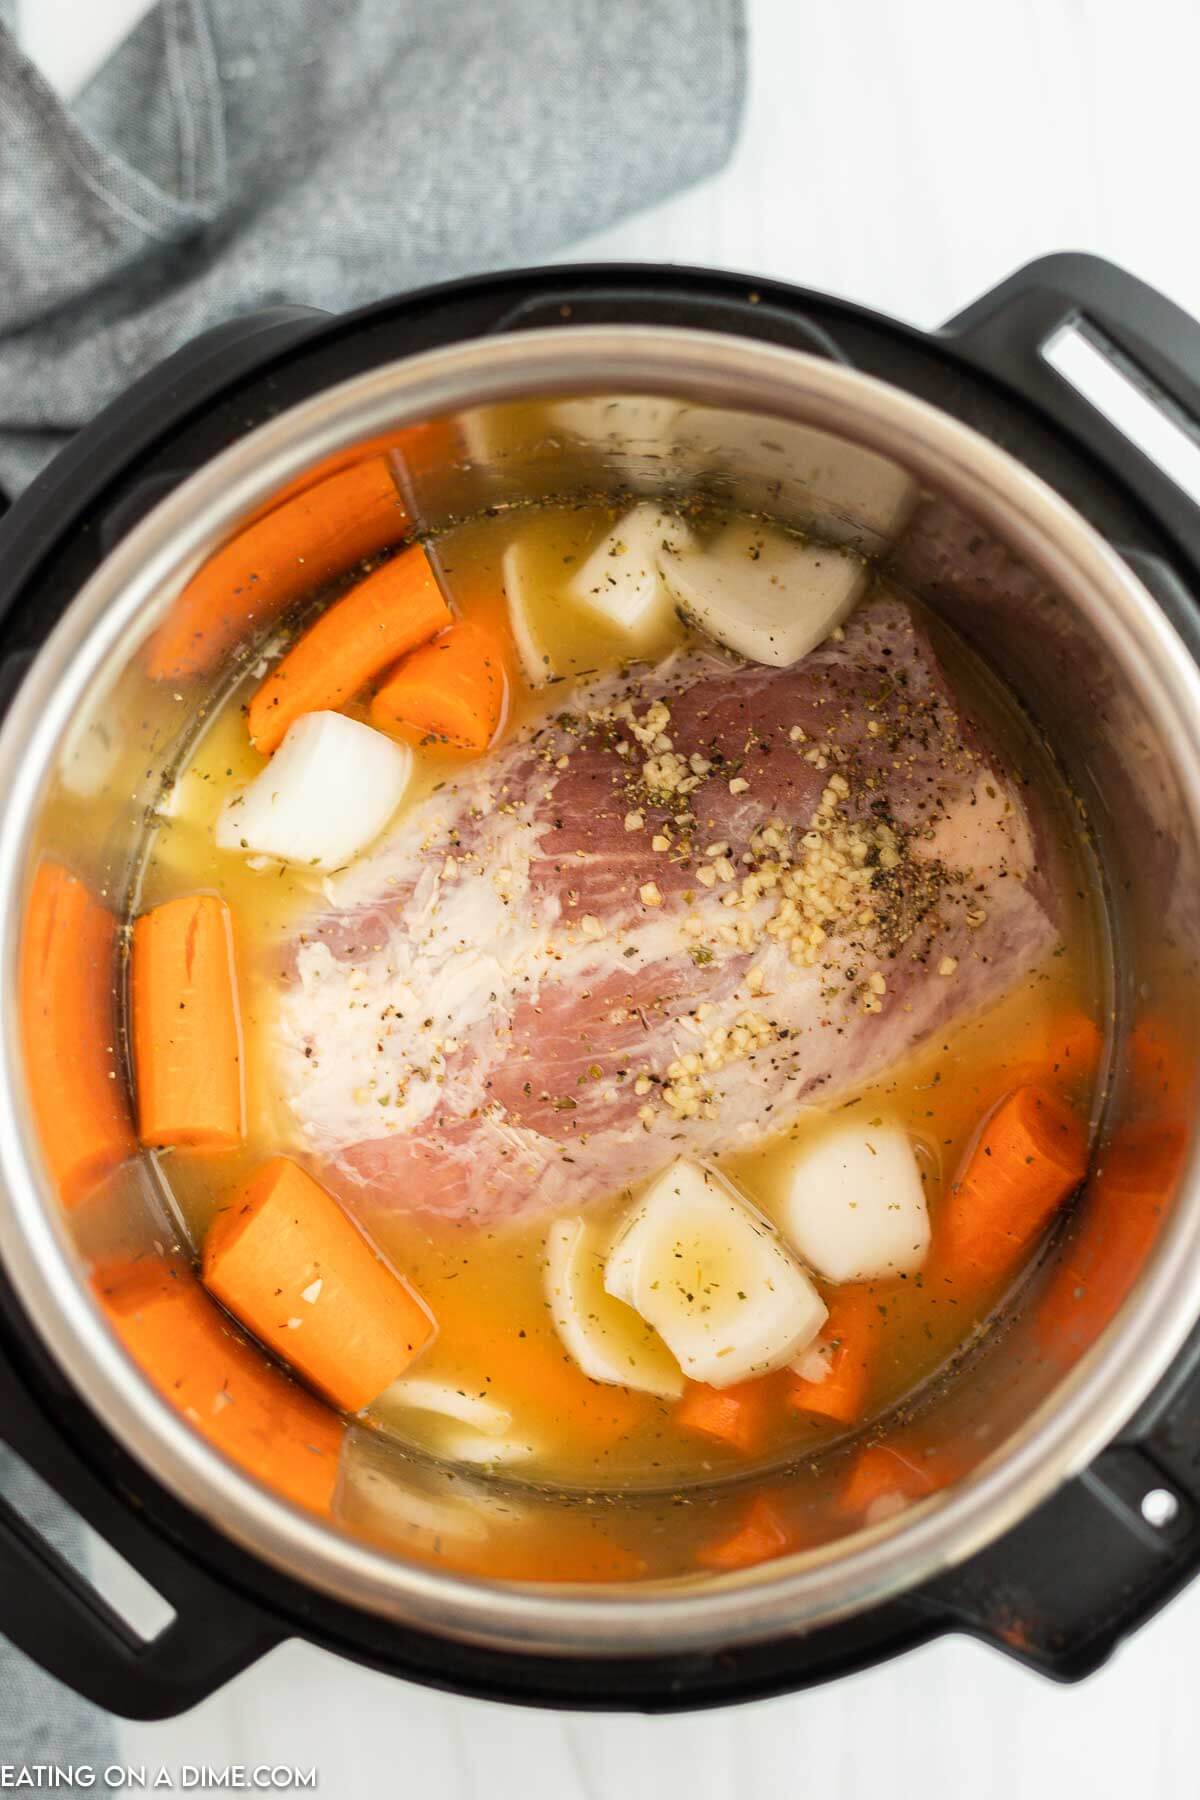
left=0, top=325, right=1198, bottom=1657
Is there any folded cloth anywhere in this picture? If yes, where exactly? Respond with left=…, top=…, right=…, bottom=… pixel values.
left=0, top=0, right=743, bottom=1764
left=0, top=1445, right=117, bottom=1767
left=0, top=0, right=745, bottom=497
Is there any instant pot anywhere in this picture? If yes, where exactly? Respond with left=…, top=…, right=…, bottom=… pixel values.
left=0, top=253, right=1198, bottom=1720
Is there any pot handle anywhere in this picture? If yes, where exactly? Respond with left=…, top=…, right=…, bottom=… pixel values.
left=943, top=252, right=1200, bottom=574
left=0, top=305, right=329, bottom=631
left=919, top=1449, right=1198, bottom=1679
left=487, top=278, right=853, bottom=366
left=913, top=1322, right=1200, bottom=1679
left=0, top=1324, right=280, bottom=1719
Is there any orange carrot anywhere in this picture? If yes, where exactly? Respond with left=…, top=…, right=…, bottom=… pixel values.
left=675, top=1376, right=782, bottom=1455
left=787, top=1284, right=880, bottom=1425
left=20, top=861, right=135, bottom=1208
left=370, top=619, right=509, bottom=753
left=937, top=1084, right=1088, bottom=1285
left=1035, top=1119, right=1185, bottom=1363
left=1006, top=1006, right=1105, bottom=1088
left=94, top=1254, right=344, bottom=1514
left=1029, top=1011, right=1190, bottom=1363
left=696, top=1494, right=798, bottom=1572
left=245, top=439, right=402, bottom=518
left=255, top=420, right=460, bottom=520
left=385, top=417, right=468, bottom=505
left=1128, top=1014, right=1193, bottom=1117
left=247, top=543, right=450, bottom=753
left=131, top=894, right=243, bottom=1150
left=1032, top=1005, right=1190, bottom=1365
left=449, top=1522, right=648, bottom=1586
left=426, top=1284, right=649, bottom=1453
left=838, top=1444, right=940, bottom=1518
left=202, top=1157, right=434, bottom=1412
left=146, top=456, right=406, bottom=681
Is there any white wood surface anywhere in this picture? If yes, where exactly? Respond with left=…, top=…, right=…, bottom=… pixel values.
left=569, top=0, right=1200, bottom=334
left=114, top=1599, right=1200, bottom=1800
left=12, top=0, right=1200, bottom=1790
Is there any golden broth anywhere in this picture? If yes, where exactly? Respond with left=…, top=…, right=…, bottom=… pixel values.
left=56, top=499, right=1110, bottom=1516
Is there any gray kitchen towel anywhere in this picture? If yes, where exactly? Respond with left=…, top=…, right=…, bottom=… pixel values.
left=0, top=1445, right=120, bottom=1768
left=0, top=0, right=745, bottom=497
left=0, top=0, right=743, bottom=1771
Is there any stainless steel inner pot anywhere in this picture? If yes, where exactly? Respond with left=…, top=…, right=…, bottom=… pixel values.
left=1, top=325, right=1198, bottom=1658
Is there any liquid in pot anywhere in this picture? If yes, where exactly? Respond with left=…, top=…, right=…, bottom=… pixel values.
left=29, top=483, right=1112, bottom=1578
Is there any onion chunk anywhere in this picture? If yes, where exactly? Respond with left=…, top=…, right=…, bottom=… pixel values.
left=660, top=521, right=865, bottom=666
left=501, top=537, right=559, bottom=687
left=568, top=505, right=693, bottom=642
left=215, top=711, right=412, bottom=870
left=776, top=1117, right=931, bottom=1283
left=545, top=1216, right=683, bottom=1398
left=604, top=1159, right=826, bottom=1388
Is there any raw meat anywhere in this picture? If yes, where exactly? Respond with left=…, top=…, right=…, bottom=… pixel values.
left=270, top=592, right=1057, bottom=1225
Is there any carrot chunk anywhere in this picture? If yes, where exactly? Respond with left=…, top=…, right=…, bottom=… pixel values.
left=247, top=543, right=450, bottom=754
left=1033, top=1009, right=1190, bottom=1362
left=787, top=1283, right=880, bottom=1425
left=370, top=619, right=509, bottom=754
left=937, top=1084, right=1088, bottom=1285
left=675, top=1376, right=780, bottom=1455
left=1128, top=1013, right=1193, bottom=1116
left=20, top=861, right=135, bottom=1208
left=427, top=1284, right=649, bottom=1453
left=202, top=1157, right=434, bottom=1412
left=94, top=1255, right=344, bottom=1515
left=146, top=456, right=406, bottom=680
left=1006, top=1006, right=1104, bottom=1087
left=1035, top=1119, right=1185, bottom=1362
left=131, top=894, right=243, bottom=1150
left=838, top=1444, right=940, bottom=1518
left=696, top=1495, right=798, bottom=1571
left=454, top=1523, right=648, bottom=1586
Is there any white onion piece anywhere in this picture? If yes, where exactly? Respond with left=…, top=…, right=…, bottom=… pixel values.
left=501, top=538, right=558, bottom=687
left=659, top=521, right=866, bottom=666
left=568, top=506, right=694, bottom=642
left=58, top=711, right=122, bottom=799
left=604, top=1159, right=827, bottom=1388
left=791, top=1340, right=835, bottom=1384
left=376, top=1375, right=511, bottom=1438
left=215, top=711, right=412, bottom=869
left=545, top=1217, right=683, bottom=1399
left=345, top=1463, right=491, bottom=1546
left=776, top=1118, right=931, bottom=1283
left=550, top=395, right=685, bottom=448
left=440, top=1431, right=539, bottom=1466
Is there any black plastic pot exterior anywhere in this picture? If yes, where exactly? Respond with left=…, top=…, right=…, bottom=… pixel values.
left=0, top=255, right=1199, bottom=1718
